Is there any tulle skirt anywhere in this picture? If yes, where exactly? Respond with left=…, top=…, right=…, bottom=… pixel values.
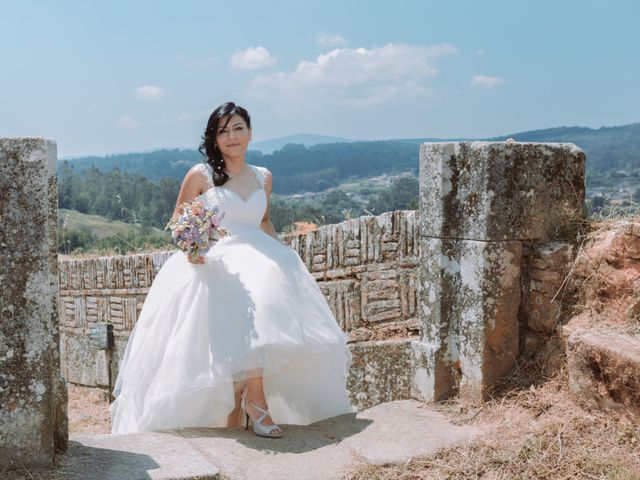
left=109, top=226, right=354, bottom=434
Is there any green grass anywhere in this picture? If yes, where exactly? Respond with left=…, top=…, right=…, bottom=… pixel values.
left=57, top=209, right=172, bottom=256
left=58, top=209, right=168, bottom=239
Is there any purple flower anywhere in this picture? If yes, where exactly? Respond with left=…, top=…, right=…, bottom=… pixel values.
left=165, top=198, right=228, bottom=260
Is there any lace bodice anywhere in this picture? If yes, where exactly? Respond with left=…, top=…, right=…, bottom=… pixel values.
left=192, top=163, right=270, bottom=234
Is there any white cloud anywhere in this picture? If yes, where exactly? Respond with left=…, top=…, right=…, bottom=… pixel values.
left=230, top=46, right=277, bottom=70
left=133, top=85, right=168, bottom=100
left=470, top=75, right=504, bottom=88
left=315, top=32, right=348, bottom=47
left=246, top=42, right=457, bottom=109
left=117, top=115, right=139, bottom=127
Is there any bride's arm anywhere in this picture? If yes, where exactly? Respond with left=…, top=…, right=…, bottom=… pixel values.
left=172, top=166, right=207, bottom=218
left=172, top=166, right=208, bottom=264
left=259, top=170, right=281, bottom=242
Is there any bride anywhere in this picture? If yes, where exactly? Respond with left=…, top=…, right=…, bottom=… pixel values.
left=109, top=101, right=354, bottom=438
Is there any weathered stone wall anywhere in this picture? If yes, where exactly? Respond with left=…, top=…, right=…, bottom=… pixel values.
left=58, top=210, right=421, bottom=404
left=417, top=141, right=585, bottom=402
left=519, top=241, right=576, bottom=376
left=287, top=209, right=420, bottom=340
left=0, top=138, right=68, bottom=469
left=58, top=251, right=174, bottom=388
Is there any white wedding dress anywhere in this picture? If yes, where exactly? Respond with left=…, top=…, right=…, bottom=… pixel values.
left=109, top=163, right=354, bottom=434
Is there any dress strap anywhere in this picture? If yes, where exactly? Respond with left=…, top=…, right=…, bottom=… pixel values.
left=250, top=164, right=269, bottom=189
left=193, top=163, right=214, bottom=188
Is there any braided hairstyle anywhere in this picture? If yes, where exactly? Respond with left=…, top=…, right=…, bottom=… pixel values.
left=198, top=101, right=252, bottom=186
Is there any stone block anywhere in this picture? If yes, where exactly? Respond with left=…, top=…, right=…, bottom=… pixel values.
left=347, top=339, right=413, bottom=409
left=317, top=279, right=361, bottom=332
left=527, top=290, right=562, bottom=332
left=419, top=141, right=585, bottom=242
left=0, top=137, right=67, bottom=468
left=525, top=242, right=574, bottom=333
left=567, top=329, right=640, bottom=416
left=409, top=340, right=437, bottom=402
left=419, top=236, right=522, bottom=402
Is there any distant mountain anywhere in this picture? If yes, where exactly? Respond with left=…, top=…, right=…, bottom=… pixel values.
left=489, top=123, right=640, bottom=173
left=59, top=148, right=203, bottom=182
left=57, top=122, right=640, bottom=187
left=250, top=133, right=356, bottom=154
left=387, top=124, right=640, bottom=173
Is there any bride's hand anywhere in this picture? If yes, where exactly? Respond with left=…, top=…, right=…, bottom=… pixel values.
left=187, top=254, right=205, bottom=264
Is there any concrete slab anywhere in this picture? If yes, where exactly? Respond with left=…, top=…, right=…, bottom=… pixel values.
left=67, top=431, right=221, bottom=480
left=340, top=400, right=481, bottom=465
left=66, top=399, right=482, bottom=480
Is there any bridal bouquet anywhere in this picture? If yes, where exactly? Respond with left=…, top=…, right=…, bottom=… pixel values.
left=165, top=198, right=228, bottom=262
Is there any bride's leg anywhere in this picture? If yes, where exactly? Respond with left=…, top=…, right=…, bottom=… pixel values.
left=226, top=380, right=246, bottom=428
left=245, top=374, right=281, bottom=432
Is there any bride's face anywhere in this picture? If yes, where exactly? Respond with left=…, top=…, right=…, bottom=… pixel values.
left=215, top=114, right=252, bottom=158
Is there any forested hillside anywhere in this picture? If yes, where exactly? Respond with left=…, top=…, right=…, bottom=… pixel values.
left=57, top=162, right=418, bottom=254
left=57, top=122, right=639, bottom=254
left=489, top=123, right=640, bottom=174
left=58, top=139, right=420, bottom=193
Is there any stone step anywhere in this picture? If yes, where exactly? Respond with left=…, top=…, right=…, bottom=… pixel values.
left=567, top=328, right=640, bottom=415
left=67, top=399, right=481, bottom=480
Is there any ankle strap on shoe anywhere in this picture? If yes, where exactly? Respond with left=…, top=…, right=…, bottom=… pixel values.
left=248, top=401, right=268, bottom=415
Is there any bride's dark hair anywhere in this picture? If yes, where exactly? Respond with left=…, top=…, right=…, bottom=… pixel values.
left=199, top=101, right=252, bottom=186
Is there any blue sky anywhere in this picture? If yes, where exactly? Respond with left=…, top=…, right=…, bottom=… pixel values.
left=1, top=0, right=638, bottom=158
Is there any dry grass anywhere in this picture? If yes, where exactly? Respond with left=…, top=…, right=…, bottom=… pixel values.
left=0, top=463, right=70, bottom=480
left=58, top=244, right=175, bottom=261
left=0, top=458, right=79, bottom=480
left=346, top=362, right=640, bottom=480
left=563, top=217, right=640, bottom=338
left=287, top=220, right=319, bottom=235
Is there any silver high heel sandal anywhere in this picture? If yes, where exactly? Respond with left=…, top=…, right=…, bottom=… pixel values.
left=242, top=394, right=283, bottom=438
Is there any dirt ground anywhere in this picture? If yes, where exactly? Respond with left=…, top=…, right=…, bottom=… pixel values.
left=66, top=383, right=113, bottom=435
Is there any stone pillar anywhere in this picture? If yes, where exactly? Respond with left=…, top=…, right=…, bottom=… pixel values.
left=0, top=138, right=68, bottom=469
left=417, top=141, right=585, bottom=402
